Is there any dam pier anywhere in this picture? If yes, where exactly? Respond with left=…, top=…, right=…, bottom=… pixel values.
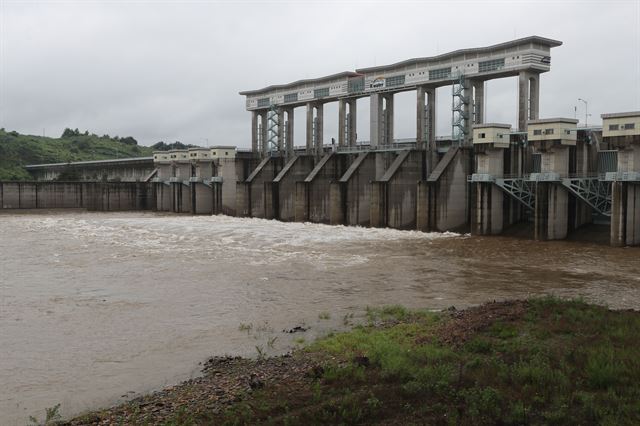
left=5, top=36, right=640, bottom=247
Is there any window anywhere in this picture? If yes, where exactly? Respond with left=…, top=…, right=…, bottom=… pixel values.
left=284, top=93, right=298, bottom=103
left=478, top=58, right=505, bottom=73
left=348, top=77, right=364, bottom=93
left=385, top=75, right=405, bottom=87
left=545, top=129, right=554, bottom=135
left=624, top=123, right=635, bottom=130
left=429, top=67, right=451, bottom=80
left=314, top=87, right=329, bottom=98
left=225, top=152, right=229, bottom=156
left=609, top=124, right=619, bottom=131
left=479, top=133, right=486, bottom=139
left=533, top=129, right=542, bottom=135
left=257, top=98, right=270, bottom=108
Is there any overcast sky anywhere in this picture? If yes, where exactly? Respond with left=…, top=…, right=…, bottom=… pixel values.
left=1, top=0, right=639, bottom=148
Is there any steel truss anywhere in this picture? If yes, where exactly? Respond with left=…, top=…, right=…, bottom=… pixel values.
left=495, top=177, right=536, bottom=211
left=561, top=177, right=612, bottom=216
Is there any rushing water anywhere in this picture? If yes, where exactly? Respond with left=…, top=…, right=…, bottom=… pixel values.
left=1, top=211, right=639, bottom=423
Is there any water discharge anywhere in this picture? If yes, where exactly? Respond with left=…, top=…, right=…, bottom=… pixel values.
left=1, top=211, right=638, bottom=423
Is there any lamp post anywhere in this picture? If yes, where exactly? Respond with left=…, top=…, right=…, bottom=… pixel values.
left=578, top=98, right=590, bottom=127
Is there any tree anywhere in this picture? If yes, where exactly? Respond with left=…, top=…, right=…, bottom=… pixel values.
left=61, top=128, right=76, bottom=138
left=120, top=136, right=138, bottom=146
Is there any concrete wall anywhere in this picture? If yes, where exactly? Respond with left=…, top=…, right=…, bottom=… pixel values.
left=86, top=183, right=154, bottom=211
left=155, top=183, right=172, bottom=211
left=28, top=162, right=156, bottom=182
left=418, top=148, right=471, bottom=232
left=371, top=150, right=423, bottom=229
left=273, top=155, right=315, bottom=221
left=236, top=157, right=282, bottom=218
left=302, top=154, right=352, bottom=224
left=330, top=152, right=377, bottom=226
left=0, top=182, right=153, bottom=211
left=534, top=182, right=568, bottom=240
left=193, top=183, right=213, bottom=215
left=611, top=182, right=640, bottom=246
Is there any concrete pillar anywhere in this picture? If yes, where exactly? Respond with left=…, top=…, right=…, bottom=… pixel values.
left=348, top=100, right=357, bottom=147
left=285, top=108, right=294, bottom=157
left=277, top=107, right=285, bottom=152
left=383, top=94, right=394, bottom=145
left=611, top=182, right=640, bottom=246
left=260, top=111, right=268, bottom=156
left=315, top=103, right=324, bottom=157
left=370, top=93, right=383, bottom=147
left=338, top=99, right=347, bottom=147
left=472, top=80, right=484, bottom=124
left=416, top=86, right=426, bottom=150
left=529, top=75, right=540, bottom=121
left=472, top=146, right=505, bottom=235
left=518, top=71, right=540, bottom=131
left=306, top=103, right=314, bottom=154
left=427, top=89, right=436, bottom=150
left=251, top=111, right=258, bottom=153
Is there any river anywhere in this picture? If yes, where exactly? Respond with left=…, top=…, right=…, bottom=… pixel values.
left=1, top=211, right=638, bottom=423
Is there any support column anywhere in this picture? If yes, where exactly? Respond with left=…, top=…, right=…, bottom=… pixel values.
left=306, top=103, right=314, bottom=154
left=315, top=103, right=324, bottom=157
left=384, top=94, right=394, bottom=145
left=260, top=111, right=268, bottom=157
left=518, top=71, right=540, bottom=131
left=472, top=80, right=484, bottom=124
left=251, top=111, right=258, bottom=154
left=277, top=107, right=285, bottom=152
left=348, top=99, right=357, bottom=147
left=370, top=93, right=383, bottom=147
left=285, top=108, right=294, bottom=157
left=338, top=99, right=347, bottom=147
left=427, top=89, right=436, bottom=151
left=416, top=86, right=426, bottom=150
left=529, top=75, right=539, bottom=121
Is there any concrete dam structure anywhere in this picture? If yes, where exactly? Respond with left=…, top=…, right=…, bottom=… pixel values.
left=7, top=36, right=640, bottom=247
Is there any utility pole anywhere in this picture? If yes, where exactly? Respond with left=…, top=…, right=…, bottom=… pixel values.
left=578, top=98, right=589, bottom=127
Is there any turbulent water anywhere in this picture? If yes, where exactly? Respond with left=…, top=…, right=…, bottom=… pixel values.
left=1, top=211, right=639, bottom=423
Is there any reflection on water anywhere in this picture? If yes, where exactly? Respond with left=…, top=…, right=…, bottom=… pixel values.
left=1, top=211, right=638, bottom=423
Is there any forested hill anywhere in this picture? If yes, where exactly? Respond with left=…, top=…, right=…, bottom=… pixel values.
left=0, top=128, right=154, bottom=180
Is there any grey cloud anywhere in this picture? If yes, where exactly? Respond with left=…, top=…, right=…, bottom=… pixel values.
left=1, top=0, right=638, bottom=148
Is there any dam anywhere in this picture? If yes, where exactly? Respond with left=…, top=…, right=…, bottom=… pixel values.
left=8, top=35, right=640, bottom=247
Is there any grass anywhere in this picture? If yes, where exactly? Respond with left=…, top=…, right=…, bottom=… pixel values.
left=0, top=129, right=153, bottom=180
left=65, top=297, right=640, bottom=425
left=212, top=297, right=640, bottom=425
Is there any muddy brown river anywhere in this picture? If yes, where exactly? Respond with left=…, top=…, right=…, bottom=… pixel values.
left=1, top=211, right=638, bottom=423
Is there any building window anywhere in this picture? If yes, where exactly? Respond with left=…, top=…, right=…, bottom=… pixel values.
left=429, top=67, right=451, bottom=80
left=609, top=124, right=619, bottom=131
left=284, top=93, right=298, bottom=103
left=348, top=77, right=364, bottom=93
left=478, top=58, right=505, bottom=73
left=314, top=87, right=330, bottom=98
left=533, top=129, right=542, bottom=135
left=624, top=123, right=635, bottom=130
left=545, top=129, right=554, bottom=135
left=385, top=75, right=405, bottom=87
left=257, top=98, right=270, bottom=108
left=225, top=152, right=229, bottom=155
left=479, top=133, right=486, bottom=139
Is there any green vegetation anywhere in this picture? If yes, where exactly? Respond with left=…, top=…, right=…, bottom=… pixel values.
left=214, top=298, right=640, bottom=425
left=0, top=128, right=153, bottom=180
left=29, top=403, right=62, bottom=425
left=66, top=298, right=640, bottom=425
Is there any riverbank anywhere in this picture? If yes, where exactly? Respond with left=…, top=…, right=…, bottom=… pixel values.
left=60, top=298, right=639, bottom=425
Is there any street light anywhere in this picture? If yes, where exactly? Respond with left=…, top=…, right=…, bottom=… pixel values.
left=578, top=98, right=591, bottom=127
